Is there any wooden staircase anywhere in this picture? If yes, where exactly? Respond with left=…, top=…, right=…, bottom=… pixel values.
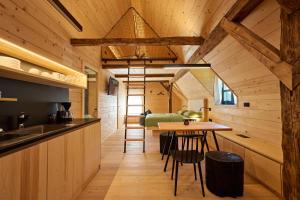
left=124, top=65, right=146, bottom=153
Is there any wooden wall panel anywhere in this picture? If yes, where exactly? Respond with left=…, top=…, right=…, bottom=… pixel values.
left=0, top=0, right=101, bottom=118
left=203, top=0, right=282, bottom=147
left=145, top=82, right=169, bottom=113
left=98, top=70, right=118, bottom=141
left=144, top=82, right=183, bottom=113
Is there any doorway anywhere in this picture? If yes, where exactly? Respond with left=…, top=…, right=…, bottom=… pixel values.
left=84, top=67, right=98, bottom=118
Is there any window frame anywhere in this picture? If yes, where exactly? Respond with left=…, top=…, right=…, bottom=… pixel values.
left=221, top=82, right=235, bottom=105
left=214, top=76, right=238, bottom=107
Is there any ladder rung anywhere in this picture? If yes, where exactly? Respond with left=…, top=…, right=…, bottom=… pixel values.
left=125, top=138, right=145, bottom=142
left=128, top=94, right=145, bottom=96
left=128, top=87, right=145, bottom=90
left=129, top=66, right=145, bottom=69
left=126, top=121, right=140, bottom=124
left=128, top=74, right=146, bottom=77
left=127, top=82, right=146, bottom=86
left=125, top=126, right=144, bottom=129
left=128, top=104, right=144, bottom=106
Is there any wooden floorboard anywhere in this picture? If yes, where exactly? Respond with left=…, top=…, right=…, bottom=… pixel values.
left=77, top=129, right=280, bottom=200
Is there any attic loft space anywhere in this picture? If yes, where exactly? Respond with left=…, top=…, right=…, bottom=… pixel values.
left=1, top=0, right=300, bottom=200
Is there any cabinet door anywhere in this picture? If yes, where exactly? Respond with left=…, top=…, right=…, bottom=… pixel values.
left=0, top=152, right=22, bottom=200
left=65, top=129, right=84, bottom=199
left=47, top=129, right=84, bottom=200
left=83, top=122, right=101, bottom=184
left=20, top=142, right=47, bottom=200
left=47, top=135, right=66, bottom=200
left=0, top=142, right=47, bottom=200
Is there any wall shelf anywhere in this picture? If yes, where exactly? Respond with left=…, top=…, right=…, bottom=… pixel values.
left=0, top=98, right=18, bottom=102
left=0, top=64, right=86, bottom=89
left=0, top=38, right=87, bottom=89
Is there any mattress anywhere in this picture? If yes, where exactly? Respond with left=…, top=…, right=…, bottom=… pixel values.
left=145, top=113, right=184, bottom=127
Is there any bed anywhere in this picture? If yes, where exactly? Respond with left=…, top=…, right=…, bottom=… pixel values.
left=145, top=113, right=184, bottom=128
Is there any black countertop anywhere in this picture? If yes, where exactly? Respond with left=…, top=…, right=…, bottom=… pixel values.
left=0, top=118, right=100, bottom=157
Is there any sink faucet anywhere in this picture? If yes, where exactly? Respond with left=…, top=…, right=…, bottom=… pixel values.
left=0, top=128, right=4, bottom=136
left=17, top=112, right=29, bottom=129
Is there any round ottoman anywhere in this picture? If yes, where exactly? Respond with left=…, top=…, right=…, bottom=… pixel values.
left=205, top=151, right=244, bottom=197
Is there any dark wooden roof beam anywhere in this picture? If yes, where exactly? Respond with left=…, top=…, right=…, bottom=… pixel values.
left=71, top=37, right=205, bottom=46
left=102, top=63, right=211, bottom=69
left=188, top=0, right=263, bottom=64
left=115, top=73, right=174, bottom=78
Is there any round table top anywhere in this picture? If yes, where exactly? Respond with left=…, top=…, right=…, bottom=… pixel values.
left=205, top=151, right=243, bottom=163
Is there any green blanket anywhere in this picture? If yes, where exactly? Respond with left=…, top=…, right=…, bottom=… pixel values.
left=145, top=113, right=184, bottom=127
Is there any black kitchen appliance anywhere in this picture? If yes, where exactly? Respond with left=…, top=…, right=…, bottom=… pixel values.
left=56, top=102, right=73, bottom=122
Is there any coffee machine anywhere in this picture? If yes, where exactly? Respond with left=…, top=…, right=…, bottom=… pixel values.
left=56, top=102, right=73, bottom=122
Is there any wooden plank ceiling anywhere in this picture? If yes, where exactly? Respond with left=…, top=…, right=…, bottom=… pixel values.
left=52, top=0, right=236, bottom=76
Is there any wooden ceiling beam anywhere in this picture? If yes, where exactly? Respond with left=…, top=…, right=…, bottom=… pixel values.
left=188, top=0, right=263, bottom=64
left=115, top=73, right=174, bottom=78
left=102, top=57, right=177, bottom=62
left=71, top=37, right=205, bottom=46
left=123, top=80, right=169, bottom=83
left=220, top=17, right=295, bottom=90
left=102, top=63, right=211, bottom=69
left=276, top=0, right=300, bottom=14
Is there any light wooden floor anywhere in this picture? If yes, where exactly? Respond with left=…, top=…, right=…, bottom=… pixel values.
left=77, top=129, right=280, bottom=200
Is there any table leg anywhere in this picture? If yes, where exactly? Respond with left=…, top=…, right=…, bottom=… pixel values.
left=161, top=131, right=170, bottom=160
left=212, top=131, right=220, bottom=151
left=164, top=131, right=175, bottom=172
left=200, top=131, right=207, bottom=155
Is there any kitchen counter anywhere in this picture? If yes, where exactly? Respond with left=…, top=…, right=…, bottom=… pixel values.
left=0, top=118, right=100, bottom=157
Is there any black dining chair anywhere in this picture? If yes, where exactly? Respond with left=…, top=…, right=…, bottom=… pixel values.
left=170, top=131, right=205, bottom=197
left=163, top=130, right=209, bottom=172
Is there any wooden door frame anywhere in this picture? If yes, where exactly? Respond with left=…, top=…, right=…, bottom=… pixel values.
left=82, top=62, right=99, bottom=118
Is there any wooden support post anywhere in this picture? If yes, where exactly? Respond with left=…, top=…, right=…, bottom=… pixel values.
left=203, top=98, right=209, bottom=122
left=279, top=8, right=300, bottom=200
left=169, top=83, right=173, bottom=113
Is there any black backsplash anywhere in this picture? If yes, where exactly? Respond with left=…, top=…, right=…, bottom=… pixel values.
left=0, top=77, right=68, bottom=131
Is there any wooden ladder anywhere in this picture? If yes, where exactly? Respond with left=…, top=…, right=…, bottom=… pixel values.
left=124, top=64, right=146, bottom=153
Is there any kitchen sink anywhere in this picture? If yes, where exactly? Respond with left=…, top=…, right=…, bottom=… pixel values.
left=11, top=125, right=44, bottom=135
left=0, top=134, right=24, bottom=141
left=0, top=125, right=44, bottom=142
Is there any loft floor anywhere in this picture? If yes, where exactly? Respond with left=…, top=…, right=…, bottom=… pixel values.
left=77, top=130, right=280, bottom=200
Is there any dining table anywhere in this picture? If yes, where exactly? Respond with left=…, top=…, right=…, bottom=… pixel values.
left=158, top=121, right=232, bottom=171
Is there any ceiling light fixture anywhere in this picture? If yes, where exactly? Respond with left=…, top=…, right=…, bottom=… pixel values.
left=47, top=0, right=83, bottom=32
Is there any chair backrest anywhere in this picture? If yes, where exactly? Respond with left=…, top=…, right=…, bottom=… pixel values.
left=176, top=131, right=204, bottom=162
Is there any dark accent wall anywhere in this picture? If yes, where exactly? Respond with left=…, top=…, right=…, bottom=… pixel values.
left=0, top=77, right=68, bottom=131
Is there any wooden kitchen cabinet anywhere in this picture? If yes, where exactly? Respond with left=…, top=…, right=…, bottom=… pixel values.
left=0, top=142, right=47, bottom=200
left=47, top=129, right=84, bottom=200
left=0, top=151, right=22, bottom=200
left=0, top=121, right=101, bottom=200
left=83, top=123, right=101, bottom=184
left=47, top=134, right=66, bottom=200
left=47, top=122, right=101, bottom=200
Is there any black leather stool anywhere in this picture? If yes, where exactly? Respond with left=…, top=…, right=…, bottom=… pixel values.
left=160, top=132, right=176, bottom=155
left=205, top=151, right=244, bottom=197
